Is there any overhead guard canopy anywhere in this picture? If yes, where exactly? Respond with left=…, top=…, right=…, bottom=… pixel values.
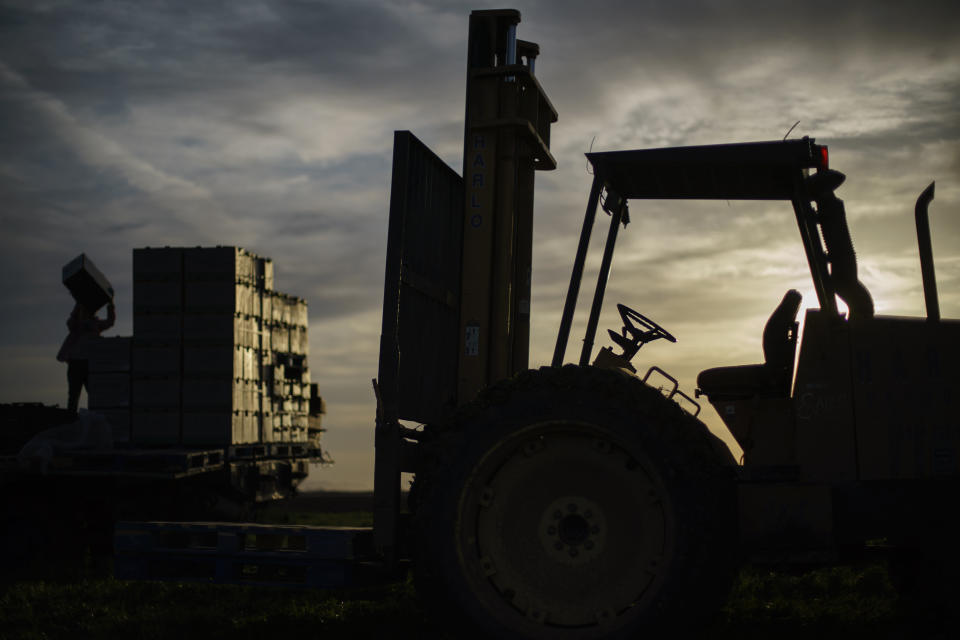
left=586, top=137, right=827, bottom=201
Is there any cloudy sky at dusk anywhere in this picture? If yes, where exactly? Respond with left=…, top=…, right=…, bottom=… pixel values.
left=1, top=0, right=957, bottom=489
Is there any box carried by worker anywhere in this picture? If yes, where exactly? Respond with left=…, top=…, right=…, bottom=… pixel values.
left=63, top=253, right=114, bottom=312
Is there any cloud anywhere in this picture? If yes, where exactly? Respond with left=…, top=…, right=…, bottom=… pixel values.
left=0, top=59, right=213, bottom=210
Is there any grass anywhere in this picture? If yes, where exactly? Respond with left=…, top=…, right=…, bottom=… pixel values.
left=0, top=578, right=429, bottom=640
left=2, top=563, right=924, bottom=640
left=726, top=563, right=895, bottom=621
left=0, top=508, right=945, bottom=640
left=715, top=564, right=916, bottom=639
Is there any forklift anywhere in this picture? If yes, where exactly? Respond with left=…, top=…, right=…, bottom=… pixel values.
left=374, top=8, right=958, bottom=638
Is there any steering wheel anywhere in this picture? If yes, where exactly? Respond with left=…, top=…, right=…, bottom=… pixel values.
left=608, top=303, right=676, bottom=362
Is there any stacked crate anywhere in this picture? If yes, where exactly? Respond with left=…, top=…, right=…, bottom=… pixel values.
left=308, top=382, right=326, bottom=451
left=180, top=247, right=261, bottom=446
left=87, top=336, right=133, bottom=444
left=132, top=248, right=184, bottom=445
left=262, top=293, right=311, bottom=443
left=130, top=246, right=310, bottom=448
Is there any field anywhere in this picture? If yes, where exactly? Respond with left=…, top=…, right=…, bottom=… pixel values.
left=0, top=492, right=947, bottom=640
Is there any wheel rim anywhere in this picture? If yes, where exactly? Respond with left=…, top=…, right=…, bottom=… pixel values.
left=457, top=421, right=674, bottom=631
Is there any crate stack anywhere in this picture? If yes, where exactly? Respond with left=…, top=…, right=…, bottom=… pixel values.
left=263, top=293, right=311, bottom=443
left=87, top=336, right=133, bottom=444
left=132, top=248, right=184, bottom=445
left=181, top=246, right=266, bottom=447
left=130, top=246, right=312, bottom=448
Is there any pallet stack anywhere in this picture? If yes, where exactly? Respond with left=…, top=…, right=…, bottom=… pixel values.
left=128, top=246, right=313, bottom=448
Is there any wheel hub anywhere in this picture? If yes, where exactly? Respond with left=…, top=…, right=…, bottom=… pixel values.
left=539, top=496, right=607, bottom=565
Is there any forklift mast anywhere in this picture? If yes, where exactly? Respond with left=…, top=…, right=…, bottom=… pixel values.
left=375, top=9, right=555, bottom=563
left=458, top=9, right=557, bottom=402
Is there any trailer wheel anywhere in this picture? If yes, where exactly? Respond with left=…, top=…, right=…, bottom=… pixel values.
left=413, top=365, right=737, bottom=639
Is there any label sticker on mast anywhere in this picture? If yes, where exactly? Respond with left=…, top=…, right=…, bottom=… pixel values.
left=465, top=324, right=480, bottom=356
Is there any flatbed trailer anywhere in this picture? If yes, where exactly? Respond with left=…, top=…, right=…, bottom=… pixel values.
left=2, top=402, right=323, bottom=496
left=0, top=400, right=328, bottom=577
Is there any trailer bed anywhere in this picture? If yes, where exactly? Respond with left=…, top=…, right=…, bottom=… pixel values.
left=1, top=447, right=226, bottom=479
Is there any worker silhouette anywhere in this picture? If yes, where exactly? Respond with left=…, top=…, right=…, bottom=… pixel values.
left=56, top=299, right=116, bottom=413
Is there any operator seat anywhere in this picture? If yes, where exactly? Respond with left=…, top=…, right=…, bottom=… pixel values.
left=697, top=289, right=802, bottom=399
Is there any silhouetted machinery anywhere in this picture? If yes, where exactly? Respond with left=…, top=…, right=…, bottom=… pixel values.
left=115, top=9, right=956, bottom=637
left=374, top=8, right=958, bottom=637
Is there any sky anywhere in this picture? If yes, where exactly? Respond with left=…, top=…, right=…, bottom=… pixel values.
left=1, top=0, right=958, bottom=490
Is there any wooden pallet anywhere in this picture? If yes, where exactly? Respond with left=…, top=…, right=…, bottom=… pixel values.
left=114, top=521, right=374, bottom=588
left=228, top=443, right=313, bottom=460
left=268, top=443, right=309, bottom=459
left=228, top=444, right=268, bottom=459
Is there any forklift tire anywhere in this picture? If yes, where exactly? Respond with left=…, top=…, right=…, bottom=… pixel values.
left=412, top=365, right=738, bottom=639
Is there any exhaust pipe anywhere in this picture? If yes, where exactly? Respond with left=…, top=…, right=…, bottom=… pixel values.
left=915, top=181, right=938, bottom=321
